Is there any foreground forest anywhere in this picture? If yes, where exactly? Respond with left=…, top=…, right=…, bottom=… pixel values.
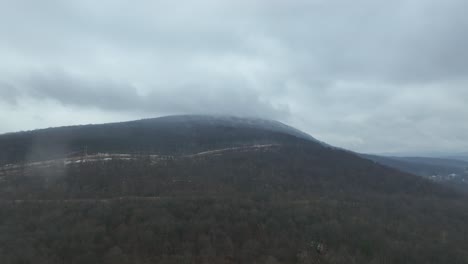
left=2, top=195, right=467, bottom=264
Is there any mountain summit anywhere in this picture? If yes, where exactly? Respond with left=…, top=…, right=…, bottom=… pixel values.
left=0, top=115, right=323, bottom=165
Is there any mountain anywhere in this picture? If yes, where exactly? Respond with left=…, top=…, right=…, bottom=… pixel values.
left=1, top=115, right=467, bottom=264
left=0, top=115, right=323, bottom=165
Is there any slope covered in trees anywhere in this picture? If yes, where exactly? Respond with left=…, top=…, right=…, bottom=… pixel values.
left=0, top=116, right=467, bottom=263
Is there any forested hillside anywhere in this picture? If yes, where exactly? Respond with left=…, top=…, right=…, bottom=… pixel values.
left=0, top=116, right=467, bottom=263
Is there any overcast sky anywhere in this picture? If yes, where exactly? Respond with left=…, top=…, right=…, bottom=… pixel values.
left=1, top=0, right=467, bottom=154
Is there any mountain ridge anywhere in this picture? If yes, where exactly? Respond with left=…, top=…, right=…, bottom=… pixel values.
left=0, top=115, right=325, bottom=165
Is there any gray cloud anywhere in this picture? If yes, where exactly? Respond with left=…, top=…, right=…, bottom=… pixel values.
left=0, top=0, right=468, bottom=153
left=0, top=81, right=19, bottom=105
left=11, top=71, right=289, bottom=120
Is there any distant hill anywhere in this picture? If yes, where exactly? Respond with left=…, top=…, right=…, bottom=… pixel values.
left=361, top=154, right=468, bottom=191
left=445, top=153, right=468, bottom=162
